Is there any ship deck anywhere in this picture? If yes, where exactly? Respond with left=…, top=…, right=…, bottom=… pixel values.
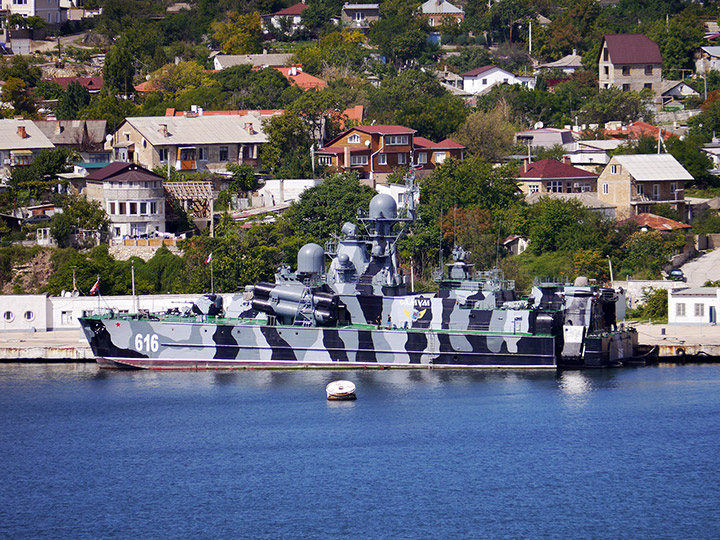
left=82, top=314, right=554, bottom=337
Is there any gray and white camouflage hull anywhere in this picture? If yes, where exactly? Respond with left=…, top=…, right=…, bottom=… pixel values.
left=79, top=317, right=560, bottom=370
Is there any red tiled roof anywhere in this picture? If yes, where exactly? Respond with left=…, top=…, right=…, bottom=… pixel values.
left=516, top=158, right=598, bottom=180
left=276, top=66, right=327, bottom=90
left=601, top=121, right=675, bottom=141
left=50, top=76, right=104, bottom=91
left=414, top=136, right=465, bottom=150
left=602, top=34, right=662, bottom=64
left=354, top=125, right=416, bottom=135
left=461, top=65, right=496, bottom=77
left=628, top=213, right=691, bottom=231
left=275, top=2, right=309, bottom=16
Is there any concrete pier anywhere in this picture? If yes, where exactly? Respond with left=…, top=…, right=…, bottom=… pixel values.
left=0, top=329, right=93, bottom=362
left=633, top=323, right=720, bottom=359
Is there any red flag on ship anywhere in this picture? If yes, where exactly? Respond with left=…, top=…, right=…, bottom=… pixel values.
left=89, top=278, right=100, bottom=296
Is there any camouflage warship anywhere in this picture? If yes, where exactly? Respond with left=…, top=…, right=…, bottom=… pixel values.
left=79, top=182, right=639, bottom=370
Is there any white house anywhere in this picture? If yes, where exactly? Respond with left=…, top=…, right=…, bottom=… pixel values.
left=4, top=0, right=67, bottom=25
left=256, top=178, right=322, bottom=207
left=0, top=294, right=228, bottom=332
left=536, top=50, right=584, bottom=74
left=566, top=139, right=627, bottom=168
left=695, top=46, right=720, bottom=74
left=669, top=287, right=720, bottom=324
left=461, top=66, right=535, bottom=95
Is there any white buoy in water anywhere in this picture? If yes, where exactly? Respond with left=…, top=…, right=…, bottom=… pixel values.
left=326, top=380, right=356, bottom=401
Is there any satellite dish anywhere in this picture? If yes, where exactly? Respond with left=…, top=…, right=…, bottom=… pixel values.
left=105, top=134, right=112, bottom=142
left=534, top=121, right=544, bottom=129
left=364, top=140, right=371, bottom=147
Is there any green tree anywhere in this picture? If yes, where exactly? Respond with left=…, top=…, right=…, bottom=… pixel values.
left=227, top=163, right=259, bottom=193
left=103, top=39, right=136, bottom=95
left=56, top=82, right=92, bottom=120
left=367, top=69, right=468, bottom=141
left=212, top=11, right=263, bottom=54
left=1, top=77, right=36, bottom=116
left=581, top=87, right=654, bottom=125
left=283, top=172, right=376, bottom=243
left=646, top=16, right=704, bottom=80
left=368, top=0, right=437, bottom=67
left=450, top=106, right=516, bottom=162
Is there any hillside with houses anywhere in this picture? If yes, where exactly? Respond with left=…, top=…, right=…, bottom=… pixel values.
left=4, top=0, right=720, bottom=317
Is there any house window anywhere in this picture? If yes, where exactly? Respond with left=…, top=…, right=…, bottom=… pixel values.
left=318, top=156, right=332, bottom=166
left=644, top=83, right=652, bottom=90
left=108, top=202, right=116, bottom=214
left=652, top=184, right=660, bottom=201
left=645, top=65, right=653, bottom=75
left=429, top=17, right=434, bottom=26
left=695, top=303, right=705, bottom=317
left=3, top=311, right=13, bottom=322
left=159, top=148, right=169, bottom=162
left=636, top=184, right=644, bottom=196
left=546, top=181, right=563, bottom=193
left=482, top=78, right=487, bottom=85
left=610, top=164, right=620, bottom=174
left=198, top=148, right=208, bottom=161
left=24, top=311, right=34, bottom=322
left=603, top=66, right=609, bottom=76
left=622, top=66, right=630, bottom=76
left=119, top=202, right=126, bottom=214
left=529, top=184, right=539, bottom=193
left=622, top=84, right=630, bottom=91
left=219, top=147, right=228, bottom=161
left=150, top=202, right=158, bottom=214
left=670, top=182, right=678, bottom=197
left=398, top=153, right=407, bottom=165
left=603, top=49, right=608, bottom=61
left=378, top=154, right=387, bottom=165
left=61, top=311, right=73, bottom=325
left=140, top=202, right=147, bottom=214
left=348, top=134, right=361, bottom=143
left=129, top=202, right=138, bottom=215
left=676, top=303, right=686, bottom=317
left=386, top=135, right=408, bottom=145
left=417, top=152, right=427, bottom=164
left=602, top=183, right=609, bottom=195
left=351, top=154, right=368, bottom=166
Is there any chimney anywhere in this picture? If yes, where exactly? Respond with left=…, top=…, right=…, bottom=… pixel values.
left=159, top=124, right=169, bottom=137
left=523, top=158, right=530, bottom=173
left=245, top=123, right=256, bottom=135
left=55, top=123, right=63, bottom=134
left=344, top=146, right=350, bottom=168
left=563, top=155, right=571, bottom=165
left=17, top=125, right=27, bottom=138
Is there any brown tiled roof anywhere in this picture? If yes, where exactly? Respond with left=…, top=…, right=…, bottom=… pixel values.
left=461, top=65, right=497, bottom=77
left=86, top=162, right=164, bottom=182
left=274, top=2, right=309, bottom=16
left=602, top=34, right=662, bottom=64
left=627, top=213, right=691, bottom=231
left=414, top=136, right=465, bottom=150
left=516, top=158, right=598, bottom=180
left=50, top=76, right=104, bottom=91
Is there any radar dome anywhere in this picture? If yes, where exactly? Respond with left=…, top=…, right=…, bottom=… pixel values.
left=574, top=276, right=590, bottom=287
left=297, top=243, right=325, bottom=275
left=368, top=193, right=397, bottom=219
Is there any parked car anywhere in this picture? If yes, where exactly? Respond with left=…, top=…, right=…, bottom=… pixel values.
left=23, top=214, right=51, bottom=224
left=668, top=269, right=686, bottom=282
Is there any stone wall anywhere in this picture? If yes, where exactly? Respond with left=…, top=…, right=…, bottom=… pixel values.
left=109, top=244, right=182, bottom=261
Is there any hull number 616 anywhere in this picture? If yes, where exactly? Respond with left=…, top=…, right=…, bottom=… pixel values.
left=135, top=333, right=159, bottom=352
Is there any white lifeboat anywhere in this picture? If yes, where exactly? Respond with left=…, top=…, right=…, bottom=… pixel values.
left=326, top=380, right=356, bottom=401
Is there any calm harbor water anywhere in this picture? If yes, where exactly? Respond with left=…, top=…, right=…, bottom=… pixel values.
left=1, top=364, right=719, bottom=539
